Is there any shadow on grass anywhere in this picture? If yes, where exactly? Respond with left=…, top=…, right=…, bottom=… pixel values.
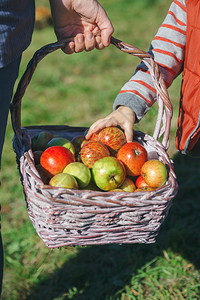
left=26, top=153, right=200, bottom=300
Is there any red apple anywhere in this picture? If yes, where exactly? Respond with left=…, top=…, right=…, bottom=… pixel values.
left=141, top=159, right=168, bottom=188
left=90, top=132, right=99, bottom=142
left=135, top=175, right=150, bottom=189
left=49, top=173, right=78, bottom=189
left=80, top=141, right=110, bottom=168
left=118, top=177, right=136, bottom=192
left=46, top=137, right=75, bottom=155
left=90, top=126, right=126, bottom=153
left=92, top=156, right=126, bottom=191
left=31, top=131, right=54, bottom=151
left=40, top=146, right=75, bottom=176
left=117, top=142, right=148, bottom=176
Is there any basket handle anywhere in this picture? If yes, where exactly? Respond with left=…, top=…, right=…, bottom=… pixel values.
left=110, top=37, right=173, bottom=149
left=10, top=36, right=173, bottom=149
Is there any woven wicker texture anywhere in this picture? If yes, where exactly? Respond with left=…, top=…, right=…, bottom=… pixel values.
left=10, top=37, right=178, bottom=248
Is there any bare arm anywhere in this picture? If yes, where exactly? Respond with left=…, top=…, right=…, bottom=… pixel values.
left=87, top=0, right=186, bottom=142
left=85, top=106, right=135, bottom=143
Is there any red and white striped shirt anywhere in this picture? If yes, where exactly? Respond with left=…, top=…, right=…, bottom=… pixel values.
left=113, top=0, right=186, bottom=122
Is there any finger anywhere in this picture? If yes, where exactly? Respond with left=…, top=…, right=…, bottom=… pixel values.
left=86, top=115, right=119, bottom=139
left=95, top=35, right=105, bottom=50
left=85, top=124, right=100, bottom=139
left=62, top=41, right=75, bottom=54
left=96, top=6, right=114, bottom=47
left=74, top=33, right=85, bottom=53
left=85, top=31, right=95, bottom=51
left=123, top=124, right=134, bottom=143
left=85, top=120, right=106, bottom=139
left=117, top=109, right=135, bottom=142
left=100, top=27, right=114, bottom=47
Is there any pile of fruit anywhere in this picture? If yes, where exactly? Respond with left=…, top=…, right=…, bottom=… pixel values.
left=31, top=126, right=168, bottom=192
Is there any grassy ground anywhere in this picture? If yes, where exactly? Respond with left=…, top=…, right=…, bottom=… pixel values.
left=1, top=0, right=200, bottom=299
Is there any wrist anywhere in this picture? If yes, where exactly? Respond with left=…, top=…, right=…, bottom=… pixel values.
left=117, top=105, right=135, bottom=115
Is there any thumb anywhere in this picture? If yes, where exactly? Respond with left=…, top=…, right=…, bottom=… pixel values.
left=100, top=26, right=114, bottom=46
left=96, top=7, right=114, bottom=46
left=124, top=128, right=134, bottom=143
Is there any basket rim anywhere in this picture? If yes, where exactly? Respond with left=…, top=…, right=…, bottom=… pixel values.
left=13, top=125, right=178, bottom=208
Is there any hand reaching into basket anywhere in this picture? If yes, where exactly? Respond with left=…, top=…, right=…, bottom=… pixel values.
left=49, top=0, right=114, bottom=54
left=85, top=106, right=136, bottom=142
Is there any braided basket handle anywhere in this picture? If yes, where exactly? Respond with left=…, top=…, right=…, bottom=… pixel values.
left=110, top=37, right=173, bottom=149
left=10, top=36, right=173, bottom=149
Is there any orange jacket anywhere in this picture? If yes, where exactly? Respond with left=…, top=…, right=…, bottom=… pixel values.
left=176, top=0, right=200, bottom=153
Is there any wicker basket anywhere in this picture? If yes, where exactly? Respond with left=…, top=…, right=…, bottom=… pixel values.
left=10, top=36, right=178, bottom=248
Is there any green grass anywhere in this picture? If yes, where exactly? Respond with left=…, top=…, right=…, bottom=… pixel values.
left=1, top=0, right=200, bottom=299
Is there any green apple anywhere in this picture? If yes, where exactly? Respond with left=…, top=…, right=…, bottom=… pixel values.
left=119, top=177, right=136, bottom=192
left=49, top=173, right=78, bottom=189
left=83, top=181, right=101, bottom=191
left=92, top=156, right=126, bottom=191
left=109, top=188, right=124, bottom=192
left=63, top=162, right=91, bottom=189
left=31, top=131, right=54, bottom=151
left=46, top=137, right=75, bottom=155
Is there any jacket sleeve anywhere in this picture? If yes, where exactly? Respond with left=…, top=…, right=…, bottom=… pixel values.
left=113, top=0, right=186, bottom=122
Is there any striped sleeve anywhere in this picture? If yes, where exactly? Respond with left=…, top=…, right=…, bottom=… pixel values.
left=113, top=0, right=186, bottom=122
